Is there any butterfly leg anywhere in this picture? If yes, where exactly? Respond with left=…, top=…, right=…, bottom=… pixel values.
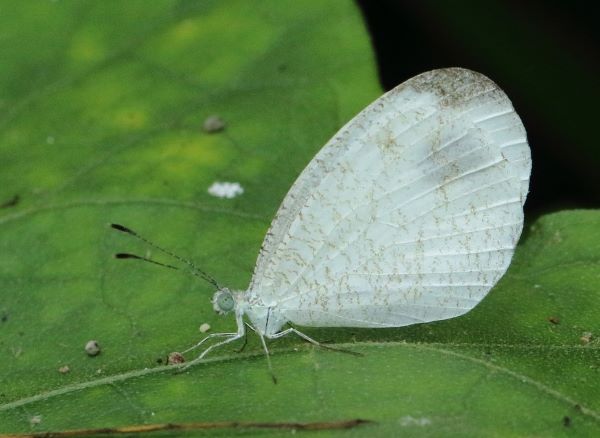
left=257, top=332, right=278, bottom=384
left=268, top=327, right=318, bottom=343
left=182, top=312, right=246, bottom=368
left=236, top=322, right=256, bottom=353
left=268, top=328, right=361, bottom=356
left=181, top=332, right=237, bottom=355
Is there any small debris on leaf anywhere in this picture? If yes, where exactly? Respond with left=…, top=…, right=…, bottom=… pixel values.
left=202, top=115, right=225, bottom=133
left=199, top=323, right=211, bottom=333
left=85, top=340, right=101, bottom=356
left=58, top=365, right=70, bottom=374
left=29, top=415, right=42, bottom=426
left=168, top=352, right=185, bottom=365
left=548, top=316, right=560, bottom=325
left=563, top=416, right=571, bottom=427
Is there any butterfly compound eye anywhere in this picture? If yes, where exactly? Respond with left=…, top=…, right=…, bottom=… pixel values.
left=212, top=288, right=235, bottom=314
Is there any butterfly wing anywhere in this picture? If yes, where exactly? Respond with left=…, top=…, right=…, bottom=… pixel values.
left=249, top=68, right=531, bottom=328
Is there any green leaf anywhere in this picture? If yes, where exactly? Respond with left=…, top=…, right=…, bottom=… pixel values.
left=1, top=1, right=599, bottom=437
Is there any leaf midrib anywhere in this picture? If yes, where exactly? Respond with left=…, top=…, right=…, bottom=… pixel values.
left=2, top=340, right=598, bottom=422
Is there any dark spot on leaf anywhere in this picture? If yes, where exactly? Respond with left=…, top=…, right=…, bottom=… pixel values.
left=548, top=316, right=560, bottom=325
left=278, top=64, right=287, bottom=72
left=1, top=313, right=7, bottom=323
left=574, top=404, right=582, bottom=412
left=156, top=357, right=163, bottom=364
left=562, top=416, right=571, bottom=427
left=0, top=194, right=19, bottom=209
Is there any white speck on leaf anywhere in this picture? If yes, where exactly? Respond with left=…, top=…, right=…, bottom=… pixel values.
left=208, top=181, right=244, bottom=199
left=199, top=323, right=211, bottom=333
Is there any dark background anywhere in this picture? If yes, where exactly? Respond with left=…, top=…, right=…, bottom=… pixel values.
left=357, top=0, right=599, bottom=218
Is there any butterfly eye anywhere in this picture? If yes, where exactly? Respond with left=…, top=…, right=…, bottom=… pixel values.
left=212, top=289, right=235, bottom=314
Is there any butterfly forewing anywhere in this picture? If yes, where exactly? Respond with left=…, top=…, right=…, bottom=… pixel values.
left=249, top=68, right=531, bottom=328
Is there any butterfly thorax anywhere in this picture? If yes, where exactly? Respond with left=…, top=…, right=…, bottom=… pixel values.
left=238, top=289, right=287, bottom=337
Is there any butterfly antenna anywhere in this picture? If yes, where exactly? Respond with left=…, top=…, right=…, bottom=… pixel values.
left=115, top=253, right=179, bottom=270
left=111, top=223, right=221, bottom=289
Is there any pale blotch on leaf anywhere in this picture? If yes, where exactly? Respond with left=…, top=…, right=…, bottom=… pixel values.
left=580, top=332, right=593, bottom=344
left=199, top=323, right=211, bottom=333
left=399, top=416, right=432, bottom=427
left=58, top=365, right=70, bottom=374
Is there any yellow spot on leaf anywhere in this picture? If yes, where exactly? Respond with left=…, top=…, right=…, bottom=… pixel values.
left=158, top=134, right=225, bottom=174
left=169, top=19, right=201, bottom=44
left=237, top=156, right=264, bottom=179
left=113, top=109, right=148, bottom=129
left=69, top=32, right=106, bottom=63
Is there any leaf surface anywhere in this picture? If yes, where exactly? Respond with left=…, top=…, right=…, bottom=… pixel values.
left=0, top=1, right=598, bottom=437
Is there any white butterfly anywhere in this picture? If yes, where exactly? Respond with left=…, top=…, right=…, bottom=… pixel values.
left=116, top=67, right=531, bottom=374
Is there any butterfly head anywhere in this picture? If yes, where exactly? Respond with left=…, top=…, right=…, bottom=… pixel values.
left=212, top=288, right=236, bottom=315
